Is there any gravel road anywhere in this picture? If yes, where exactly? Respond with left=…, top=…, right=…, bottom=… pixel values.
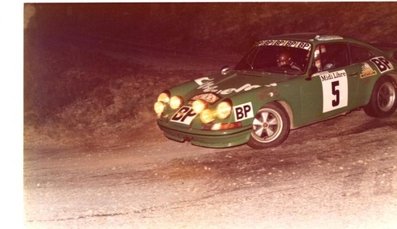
left=24, top=111, right=397, bottom=228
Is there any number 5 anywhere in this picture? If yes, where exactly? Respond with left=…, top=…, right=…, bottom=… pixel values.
left=331, top=81, right=340, bottom=107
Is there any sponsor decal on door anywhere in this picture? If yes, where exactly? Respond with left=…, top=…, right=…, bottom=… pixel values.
left=319, top=70, right=348, bottom=113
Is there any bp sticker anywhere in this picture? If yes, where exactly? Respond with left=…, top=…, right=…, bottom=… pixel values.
left=319, top=70, right=348, bottom=113
left=370, top=56, right=394, bottom=73
left=170, top=106, right=197, bottom=125
left=234, top=102, right=254, bottom=121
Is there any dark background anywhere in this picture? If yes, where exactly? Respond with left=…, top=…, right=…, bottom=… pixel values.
left=24, top=3, right=397, bottom=144
left=26, top=3, right=397, bottom=52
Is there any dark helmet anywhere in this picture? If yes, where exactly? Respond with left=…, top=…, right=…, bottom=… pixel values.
left=277, top=52, right=292, bottom=67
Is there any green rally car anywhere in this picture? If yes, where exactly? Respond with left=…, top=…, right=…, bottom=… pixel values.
left=154, top=34, right=397, bottom=149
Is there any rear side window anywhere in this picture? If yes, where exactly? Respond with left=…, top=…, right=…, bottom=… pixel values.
left=350, top=45, right=375, bottom=63
left=313, top=43, right=349, bottom=72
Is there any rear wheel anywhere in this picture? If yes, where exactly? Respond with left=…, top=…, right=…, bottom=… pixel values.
left=364, top=77, right=397, bottom=117
left=247, top=103, right=290, bottom=149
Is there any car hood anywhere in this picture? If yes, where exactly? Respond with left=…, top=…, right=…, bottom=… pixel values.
left=184, top=70, right=291, bottom=101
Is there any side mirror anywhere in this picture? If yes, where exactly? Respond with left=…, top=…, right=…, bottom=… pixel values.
left=221, top=66, right=230, bottom=75
left=306, top=66, right=318, bottom=81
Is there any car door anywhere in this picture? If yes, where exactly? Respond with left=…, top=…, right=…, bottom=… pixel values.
left=299, top=43, right=359, bottom=125
left=348, top=44, right=379, bottom=106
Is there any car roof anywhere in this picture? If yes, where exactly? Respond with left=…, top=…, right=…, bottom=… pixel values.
left=269, top=33, right=349, bottom=42
left=269, top=33, right=318, bottom=40
left=264, top=33, right=374, bottom=47
left=258, top=34, right=391, bottom=60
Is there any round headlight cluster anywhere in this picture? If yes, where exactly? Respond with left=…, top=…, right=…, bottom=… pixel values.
left=154, top=92, right=170, bottom=115
left=154, top=91, right=233, bottom=124
left=154, top=91, right=185, bottom=115
left=199, top=100, right=232, bottom=123
left=170, top=96, right=183, bottom=110
left=192, top=99, right=207, bottom=114
left=154, top=101, right=166, bottom=114
left=216, top=101, right=232, bottom=119
left=200, top=109, right=216, bottom=124
left=157, top=92, right=170, bottom=103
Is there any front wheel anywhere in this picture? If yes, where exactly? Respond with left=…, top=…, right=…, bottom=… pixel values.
left=364, top=77, right=397, bottom=117
left=247, top=103, right=290, bottom=149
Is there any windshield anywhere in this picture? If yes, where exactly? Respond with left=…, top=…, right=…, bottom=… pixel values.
left=235, top=40, right=312, bottom=75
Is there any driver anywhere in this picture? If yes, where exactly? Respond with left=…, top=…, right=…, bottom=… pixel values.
left=276, top=52, right=302, bottom=71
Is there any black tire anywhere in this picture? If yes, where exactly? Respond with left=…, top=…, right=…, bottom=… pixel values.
left=364, top=77, right=397, bottom=118
left=247, top=103, right=290, bottom=149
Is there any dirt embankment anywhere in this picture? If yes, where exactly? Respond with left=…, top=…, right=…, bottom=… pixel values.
left=24, top=33, right=231, bottom=149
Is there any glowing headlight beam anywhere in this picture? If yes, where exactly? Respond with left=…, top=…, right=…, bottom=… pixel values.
left=192, top=99, right=207, bottom=114
left=216, top=101, right=232, bottom=119
left=170, top=96, right=183, bottom=109
left=200, top=109, right=216, bottom=124
left=154, top=101, right=165, bottom=114
left=157, top=92, right=170, bottom=103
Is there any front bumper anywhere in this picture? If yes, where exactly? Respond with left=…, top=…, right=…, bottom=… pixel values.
left=157, top=120, right=251, bottom=148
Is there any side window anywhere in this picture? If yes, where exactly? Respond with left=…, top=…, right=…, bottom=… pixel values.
left=350, top=45, right=375, bottom=63
left=252, top=47, right=272, bottom=69
left=313, top=43, right=349, bottom=72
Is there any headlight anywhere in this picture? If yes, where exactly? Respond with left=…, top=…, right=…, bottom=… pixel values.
left=170, top=96, right=183, bottom=109
left=192, top=99, right=207, bottom=114
left=216, top=101, right=232, bottom=119
left=154, top=101, right=165, bottom=114
left=200, top=109, right=215, bottom=124
left=157, top=92, right=170, bottom=103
